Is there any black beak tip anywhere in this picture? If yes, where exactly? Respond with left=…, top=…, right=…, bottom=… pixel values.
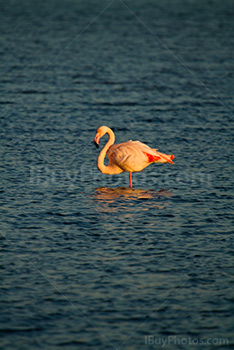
left=94, top=141, right=99, bottom=149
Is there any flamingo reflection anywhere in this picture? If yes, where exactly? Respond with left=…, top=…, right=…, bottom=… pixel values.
left=92, top=187, right=173, bottom=212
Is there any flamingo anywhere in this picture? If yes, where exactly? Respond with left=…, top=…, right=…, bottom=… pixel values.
left=94, top=126, right=174, bottom=188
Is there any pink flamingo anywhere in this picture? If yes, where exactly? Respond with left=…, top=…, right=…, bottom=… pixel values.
left=94, top=126, right=174, bottom=188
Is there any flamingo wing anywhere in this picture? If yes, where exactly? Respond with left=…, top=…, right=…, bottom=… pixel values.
left=108, top=140, right=174, bottom=171
left=108, top=141, right=154, bottom=172
left=129, top=141, right=174, bottom=164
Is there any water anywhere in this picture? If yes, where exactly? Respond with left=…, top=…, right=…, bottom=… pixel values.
left=0, top=0, right=233, bottom=349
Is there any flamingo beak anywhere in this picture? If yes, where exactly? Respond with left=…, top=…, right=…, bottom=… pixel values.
left=94, top=134, right=100, bottom=148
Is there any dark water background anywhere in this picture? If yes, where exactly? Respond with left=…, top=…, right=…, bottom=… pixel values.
left=0, top=0, right=234, bottom=349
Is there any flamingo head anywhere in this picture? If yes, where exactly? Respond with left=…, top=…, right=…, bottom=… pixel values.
left=94, top=126, right=109, bottom=148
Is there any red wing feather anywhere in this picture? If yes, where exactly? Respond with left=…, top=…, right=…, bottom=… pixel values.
left=143, top=152, right=161, bottom=163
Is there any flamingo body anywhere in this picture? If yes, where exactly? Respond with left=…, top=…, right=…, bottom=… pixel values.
left=94, top=126, right=174, bottom=187
left=108, top=141, right=160, bottom=172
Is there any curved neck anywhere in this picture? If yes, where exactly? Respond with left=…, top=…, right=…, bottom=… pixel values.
left=97, top=128, right=115, bottom=174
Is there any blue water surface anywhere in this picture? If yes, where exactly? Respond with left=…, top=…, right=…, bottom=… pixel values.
left=0, top=0, right=233, bottom=349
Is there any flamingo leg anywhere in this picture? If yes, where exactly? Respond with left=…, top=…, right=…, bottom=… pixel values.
left=129, top=172, right=132, bottom=188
